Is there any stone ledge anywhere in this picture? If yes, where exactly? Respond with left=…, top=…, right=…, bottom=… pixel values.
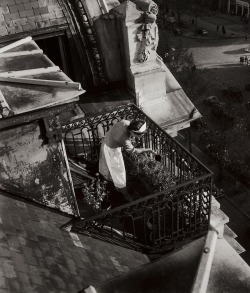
left=210, top=206, right=229, bottom=238
left=211, top=196, right=220, bottom=209
left=225, top=236, right=246, bottom=255
left=207, top=238, right=250, bottom=292
left=224, top=224, right=237, bottom=239
left=191, top=230, right=218, bottom=293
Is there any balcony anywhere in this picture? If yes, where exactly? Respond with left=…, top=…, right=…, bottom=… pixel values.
left=62, top=104, right=213, bottom=254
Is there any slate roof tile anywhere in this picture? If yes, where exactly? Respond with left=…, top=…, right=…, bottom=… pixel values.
left=0, top=192, right=149, bottom=291
left=0, top=0, right=68, bottom=36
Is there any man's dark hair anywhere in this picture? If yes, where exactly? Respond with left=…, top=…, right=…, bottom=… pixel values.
left=128, top=119, right=145, bottom=131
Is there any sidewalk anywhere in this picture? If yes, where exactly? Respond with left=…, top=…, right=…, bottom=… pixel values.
left=181, top=12, right=249, bottom=39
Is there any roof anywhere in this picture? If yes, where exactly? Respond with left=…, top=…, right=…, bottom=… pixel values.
left=0, top=37, right=85, bottom=215
left=97, top=236, right=205, bottom=293
left=95, top=234, right=250, bottom=293
left=0, top=191, right=149, bottom=292
left=0, top=0, right=67, bottom=38
left=0, top=37, right=85, bottom=120
left=236, top=0, right=250, bottom=5
left=141, top=88, right=201, bottom=128
left=132, top=61, right=201, bottom=128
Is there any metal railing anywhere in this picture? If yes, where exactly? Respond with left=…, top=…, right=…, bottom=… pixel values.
left=62, top=104, right=213, bottom=254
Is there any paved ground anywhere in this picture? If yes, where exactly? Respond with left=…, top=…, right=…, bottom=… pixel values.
left=183, top=38, right=250, bottom=68
left=182, top=12, right=250, bottom=39
left=177, top=12, right=250, bottom=69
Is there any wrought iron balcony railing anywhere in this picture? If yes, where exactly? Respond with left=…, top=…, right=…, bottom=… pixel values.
left=62, top=104, right=213, bottom=254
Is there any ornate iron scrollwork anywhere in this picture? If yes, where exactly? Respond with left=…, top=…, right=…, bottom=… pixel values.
left=62, top=104, right=212, bottom=254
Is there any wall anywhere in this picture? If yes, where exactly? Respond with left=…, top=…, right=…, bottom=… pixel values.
left=94, top=14, right=124, bottom=82
left=0, top=0, right=67, bottom=38
left=0, top=121, right=77, bottom=215
left=0, top=1, right=90, bottom=92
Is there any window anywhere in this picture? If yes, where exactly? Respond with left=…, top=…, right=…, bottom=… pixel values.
left=35, top=33, right=74, bottom=79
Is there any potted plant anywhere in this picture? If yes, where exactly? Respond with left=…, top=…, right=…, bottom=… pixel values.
left=81, top=174, right=111, bottom=212
left=125, top=152, right=177, bottom=193
left=125, top=152, right=201, bottom=232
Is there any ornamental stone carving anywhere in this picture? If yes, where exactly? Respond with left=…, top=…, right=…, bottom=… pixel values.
left=137, top=10, right=158, bottom=63
left=149, top=2, right=158, bottom=15
left=72, top=0, right=107, bottom=85
left=132, top=0, right=158, bottom=16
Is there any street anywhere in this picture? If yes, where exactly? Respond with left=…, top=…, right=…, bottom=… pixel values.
left=158, top=29, right=250, bottom=88
left=182, top=37, right=250, bottom=90
left=184, top=38, right=250, bottom=67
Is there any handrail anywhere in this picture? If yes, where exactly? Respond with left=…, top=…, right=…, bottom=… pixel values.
left=62, top=103, right=213, bottom=175
left=73, top=174, right=212, bottom=225
left=70, top=176, right=212, bottom=253
left=62, top=103, right=213, bottom=253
